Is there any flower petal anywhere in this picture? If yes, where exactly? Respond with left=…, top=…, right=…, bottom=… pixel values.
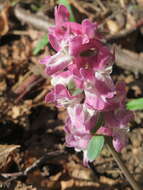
left=45, top=51, right=72, bottom=75
left=82, top=19, right=98, bottom=39
left=55, top=5, right=70, bottom=26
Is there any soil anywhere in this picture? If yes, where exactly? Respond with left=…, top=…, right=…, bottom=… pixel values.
left=0, top=0, right=143, bottom=189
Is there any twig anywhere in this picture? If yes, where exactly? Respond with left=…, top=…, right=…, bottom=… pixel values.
left=14, top=3, right=143, bottom=41
left=14, top=4, right=54, bottom=32
left=106, top=142, right=141, bottom=190
left=13, top=73, right=45, bottom=103
left=33, top=88, right=48, bottom=103
left=100, top=8, right=125, bottom=27
left=106, top=18, right=143, bottom=41
left=69, top=0, right=92, bottom=19
left=82, top=2, right=101, bottom=13
left=13, top=74, right=39, bottom=94
left=115, top=47, right=143, bottom=74
left=1, top=150, right=66, bottom=181
left=10, top=30, right=30, bottom=36
left=96, top=0, right=107, bottom=12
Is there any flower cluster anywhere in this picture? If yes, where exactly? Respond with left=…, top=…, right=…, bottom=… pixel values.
left=41, top=5, right=133, bottom=165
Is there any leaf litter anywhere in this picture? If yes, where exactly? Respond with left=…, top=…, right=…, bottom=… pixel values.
left=0, top=0, right=143, bottom=189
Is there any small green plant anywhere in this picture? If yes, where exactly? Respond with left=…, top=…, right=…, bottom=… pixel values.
left=33, top=35, right=49, bottom=55
left=127, top=98, right=143, bottom=111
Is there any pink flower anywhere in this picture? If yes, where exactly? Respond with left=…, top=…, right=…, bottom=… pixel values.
left=51, top=70, right=73, bottom=86
left=45, top=5, right=109, bottom=76
left=65, top=104, right=96, bottom=150
left=44, top=50, right=72, bottom=75
left=48, top=5, right=81, bottom=52
left=65, top=119, right=91, bottom=150
left=98, top=108, right=134, bottom=152
left=103, top=81, right=127, bottom=111
left=40, top=5, right=134, bottom=164
left=84, top=73, right=115, bottom=111
left=45, top=84, right=82, bottom=107
left=69, top=39, right=114, bottom=79
left=55, top=5, right=70, bottom=26
left=82, top=19, right=99, bottom=40
left=49, top=5, right=99, bottom=51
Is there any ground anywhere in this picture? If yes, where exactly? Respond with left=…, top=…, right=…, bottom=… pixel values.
left=0, top=0, right=143, bottom=189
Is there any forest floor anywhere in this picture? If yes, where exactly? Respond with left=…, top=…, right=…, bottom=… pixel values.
left=0, top=0, right=143, bottom=189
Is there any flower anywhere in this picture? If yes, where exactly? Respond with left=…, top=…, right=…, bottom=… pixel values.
left=65, top=104, right=96, bottom=150
left=42, top=4, right=112, bottom=77
left=98, top=108, right=134, bottom=152
left=41, top=5, right=134, bottom=165
left=84, top=72, right=115, bottom=111
left=45, top=84, right=82, bottom=107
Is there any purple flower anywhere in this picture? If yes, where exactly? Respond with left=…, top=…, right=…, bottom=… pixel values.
left=40, top=5, right=134, bottom=165
left=45, top=84, right=82, bottom=107
left=84, top=72, right=115, bottom=111
left=43, top=5, right=111, bottom=77
left=65, top=104, right=96, bottom=150
left=98, top=108, right=134, bottom=152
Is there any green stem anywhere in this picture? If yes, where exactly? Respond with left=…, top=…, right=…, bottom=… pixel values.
left=106, top=142, right=141, bottom=190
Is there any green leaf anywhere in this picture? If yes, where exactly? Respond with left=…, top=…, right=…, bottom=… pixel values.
left=68, top=81, right=76, bottom=90
left=31, top=4, right=41, bottom=12
left=33, top=35, right=48, bottom=55
left=126, top=98, right=143, bottom=110
left=72, top=88, right=83, bottom=96
left=58, top=0, right=75, bottom=21
left=91, top=113, right=104, bottom=134
left=67, top=81, right=82, bottom=95
left=87, top=136, right=104, bottom=162
left=95, top=113, right=104, bottom=129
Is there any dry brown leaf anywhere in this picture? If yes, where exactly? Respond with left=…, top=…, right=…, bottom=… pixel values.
left=126, top=13, right=136, bottom=29
left=14, top=181, right=37, bottom=190
left=0, top=144, right=20, bottom=171
left=100, top=176, right=120, bottom=185
left=0, top=3, right=9, bottom=36
left=66, top=160, right=95, bottom=181
left=61, top=179, right=74, bottom=190
left=106, top=20, right=120, bottom=34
